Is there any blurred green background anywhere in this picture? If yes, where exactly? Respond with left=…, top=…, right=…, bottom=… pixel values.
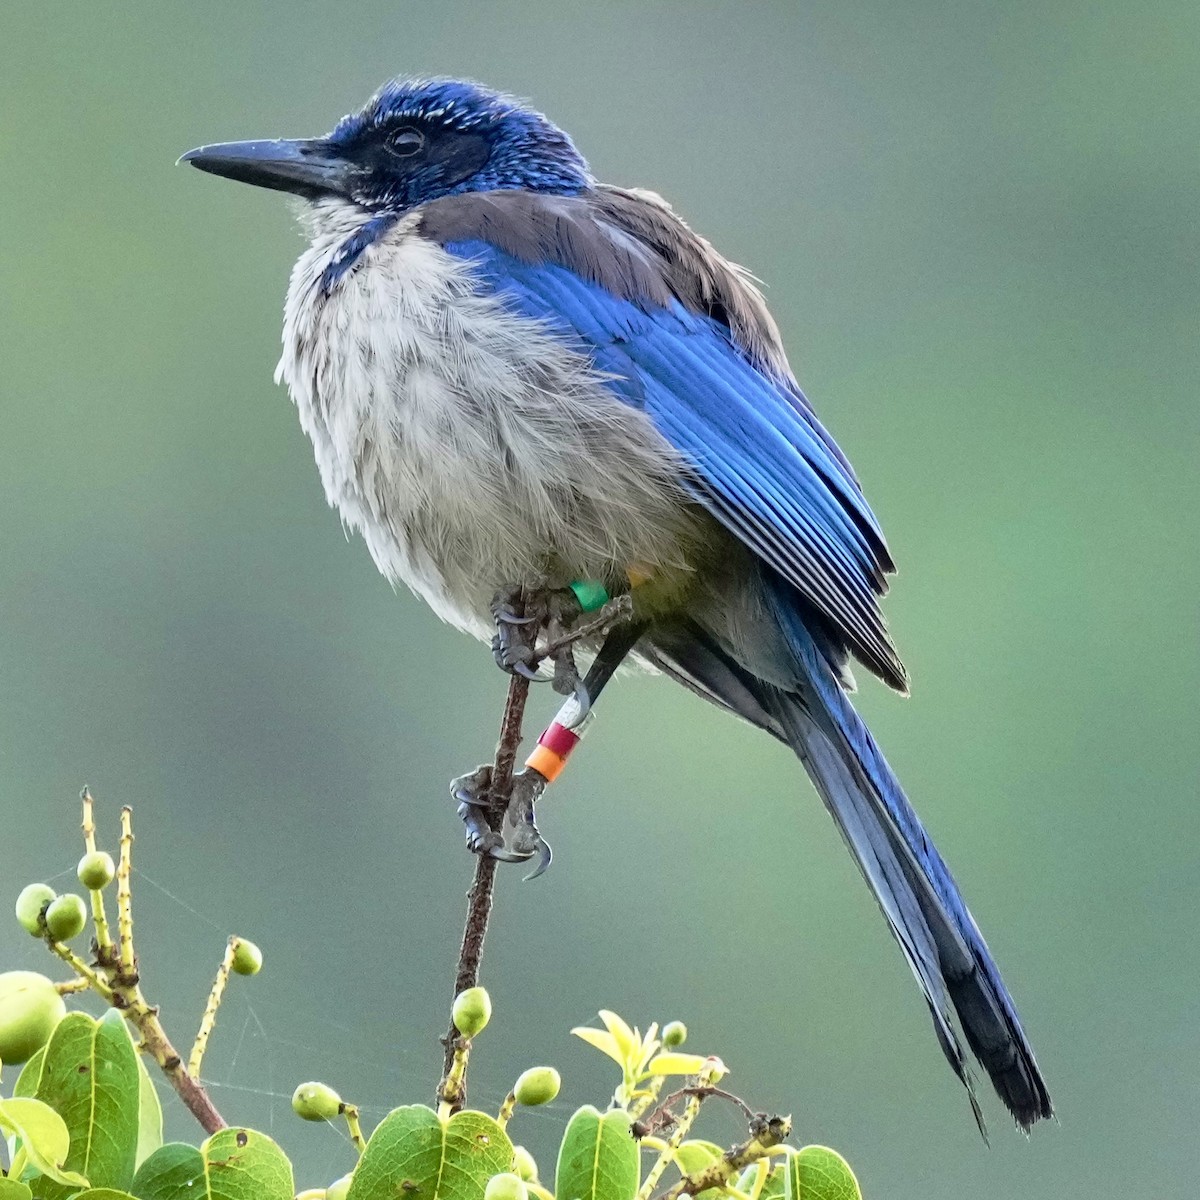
left=2, top=2, right=1197, bottom=1196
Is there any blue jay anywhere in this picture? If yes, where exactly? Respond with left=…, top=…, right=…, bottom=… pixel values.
left=182, top=77, right=1051, bottom=1131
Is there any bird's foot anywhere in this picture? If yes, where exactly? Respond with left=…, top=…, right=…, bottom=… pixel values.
left=489, top=585, right=634, bottom=695
left=490, top=586, right=545, bottom=681
left=450, top=764, right=552, bottom=880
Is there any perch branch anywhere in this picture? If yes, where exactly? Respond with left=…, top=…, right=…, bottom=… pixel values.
left=439, top=592, right=535, bottom=1105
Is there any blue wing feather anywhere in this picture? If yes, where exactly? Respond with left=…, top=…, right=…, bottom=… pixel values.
left=443, top=235, right=906, bottom=688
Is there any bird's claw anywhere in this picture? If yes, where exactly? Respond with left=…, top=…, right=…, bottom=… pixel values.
left=491, top=606, right=539, bottom=626
left=450, top=765, right=552, bottom=880
left=491, top=587, right=549, bottom=680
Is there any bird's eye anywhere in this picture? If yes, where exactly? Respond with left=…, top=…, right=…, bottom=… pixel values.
left=385, top=127, right=425, bottom=158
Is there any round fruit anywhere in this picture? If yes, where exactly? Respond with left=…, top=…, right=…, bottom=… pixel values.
left=292, top=1081, right=342, bottom=1121
left=44, top=894, right=88, bottom=942
left=513, top=1066, right=560, bottom=1107
left=485, top=1173, right=528, bottom=1200
left=0, top=971, right=66, bottom=1064
left=662, top=1021, right=688, bottom=1048
left=512, top=1147, right=538, bottom=1182
left=452, top=986, right=492, bottom=1037
left=77, top=851, right=116, bottom=890
left=326, top=1174, right=353, bottom=1200
left=15, top=883, right=56, bottom=936
left=230, top=939, right=263, bottom=976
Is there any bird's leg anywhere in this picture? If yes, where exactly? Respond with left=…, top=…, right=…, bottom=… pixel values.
left=545, top=590, right=586, bottom=699
left=452, top=608, right=647, bottom=879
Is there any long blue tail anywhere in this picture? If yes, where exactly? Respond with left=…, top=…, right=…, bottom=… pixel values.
left=645, top=583, right=1053, bottom=1131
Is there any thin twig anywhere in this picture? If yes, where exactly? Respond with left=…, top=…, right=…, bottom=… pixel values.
left=67, top=793, right=229, bottom=1135
left=633, top=1085, right=759, bottom=1137
left=652, top=1115, right=793, bottom=1200
left=116, top=807, right=136, bottom=974
left=538, top=594, right=633, bottom=659
left=189, top=938, right=236, bottom=1078
left=81, top=787, right=114, bottom=951
left=439, top=595, right=534, bottom=1102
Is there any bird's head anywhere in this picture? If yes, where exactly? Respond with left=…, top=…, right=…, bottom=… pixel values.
left=181, top=77, right=592, bottom=213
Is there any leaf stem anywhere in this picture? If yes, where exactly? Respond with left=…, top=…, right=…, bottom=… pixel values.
left=342, top=1103, right=367, bottom=1155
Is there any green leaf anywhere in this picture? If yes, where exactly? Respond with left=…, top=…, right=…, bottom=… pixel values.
left=672, top=1141, right=726, bottom=1200
left=643, top=1055, right=710, bottom=1078
left=31, top=1011, right=139, bottom=1198
left=570, top=1028, right=624, bottom=1067
left=347, top=1105, right=513, bottom=1200
left=12, top=1049, right=46, bottom=1099
left=596, top=1013, right=638, bottom=1064
left=134, top=1054, right=163, bottom=1168
left=0, top=1096, right=88, bottom=1188
left=555, top=1106, right=639, bottom=1200
left=673, top=1140, right=723, bottom=1175
left=71, top=1192, right=141, bottom=1199
left=759, top=1163, right=787, bottom=1200
left=0, top=1178, right=34, bottom=1200
left=133, top=1129, right=293, bottom=1200
left=734, top=1162, right=786, bottom=1200
left=784, top=1146, right=861, bottom=1200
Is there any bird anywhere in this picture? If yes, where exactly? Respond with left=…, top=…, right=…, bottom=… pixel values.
left=181, top=76, right=1052, bottom=1132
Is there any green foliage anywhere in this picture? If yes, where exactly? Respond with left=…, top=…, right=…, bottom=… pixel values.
left=133, top=1060, right=162, bottom=1171
left=0, top=1096, right=87, bottom=1189
left=3, top=802, right=865, bottom=1199
left=347, top=1107, right=512, bottom=1200
left=785, top=1148, right=861, bottom=1200
left=30, top=1012, right=140, bottom=1198
left=554, top=1107, right=638, bottom=1200
left=132, top=1130, right=293, bottom=1200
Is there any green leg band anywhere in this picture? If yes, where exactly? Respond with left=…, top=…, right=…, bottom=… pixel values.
left=568, top=579, right=611, bottom=612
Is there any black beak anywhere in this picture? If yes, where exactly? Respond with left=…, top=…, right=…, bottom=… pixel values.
left=179, top=138, right=351, bottom=199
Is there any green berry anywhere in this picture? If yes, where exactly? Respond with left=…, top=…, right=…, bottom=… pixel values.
left=0, top=971, right=67, bottom=1064
left=513, top=1066, right=560, bottom=1107
left=452, top=986, right=492, bottom=1037
left=662, top=1021, right=688, bottom=1048
left=485, top=1173, right=528, bottom=1200
left=512, top=1147, right=538, bottom=1183
left=15, top=884, right=56, bottom=936
left=44, top=894, right=88, bottom=942
left=292, top=1081, right=342, bottom=1121
left=326, top=1174, right=353, bottom=1200
left=77, top=851, right=116, bottom=890
left=230, top=938, right=263, bottom=976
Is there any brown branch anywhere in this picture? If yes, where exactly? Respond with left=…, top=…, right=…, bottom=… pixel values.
left=438, top=603, right=534, bottom=1102
left=632, top=1085, right=758, bottom=1138
left=131, top=1001, right=228, bottom=1135
left=652, top=1114, right=793, bottom=1200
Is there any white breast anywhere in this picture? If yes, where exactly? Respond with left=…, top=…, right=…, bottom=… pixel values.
left=275, top=200, right=693, bottom=637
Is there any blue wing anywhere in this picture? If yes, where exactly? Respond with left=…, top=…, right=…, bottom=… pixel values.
left=438, top=230, right=905, bottom=689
